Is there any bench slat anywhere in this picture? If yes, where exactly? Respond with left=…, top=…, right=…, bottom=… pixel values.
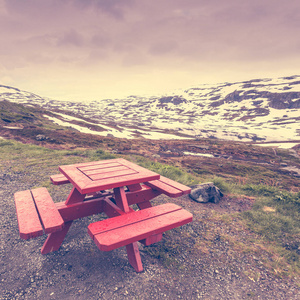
left=88, top=203, right=192, bottom=251
left=159, top=176, right=191, bottom=195
left=14, top=190, right=43, bottom=239
left=89, top=203, right=181, bottom=234
left=145, top=176, right=191, bottom=197
left=31, top=188, right=64, bottom=234
left=50, top=174, right=70, bottom=185
left=145, top=180, right=181, bottom=197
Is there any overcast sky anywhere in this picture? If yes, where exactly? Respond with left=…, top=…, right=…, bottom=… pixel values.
left=1, top=0, right=300, bottom=101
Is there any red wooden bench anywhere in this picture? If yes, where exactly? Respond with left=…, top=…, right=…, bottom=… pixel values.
left=50, top=173, right=191, bottom=197
left=88, top=203, right=192, bottom=251
left=14, top=187, right=64, bottom=239
left=145, top=175, right=191, bottom=197
left=50, top=173, right=70, bottom=185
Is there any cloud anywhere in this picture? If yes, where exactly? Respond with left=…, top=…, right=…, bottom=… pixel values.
left=71, top=0, right=134, bottom=18
left=1, top=0, right=300, bottom=100
left=57, top=29, right=85, bottom=47
left=3, top=0, right=133, bottom=19
left=149, top=40, right=178, bottom=56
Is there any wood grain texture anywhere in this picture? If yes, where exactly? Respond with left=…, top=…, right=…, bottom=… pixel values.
left=88, top=203, right=193, bottom=251
left=59, top=158, right=160, bottom=194
left=31, top=188, right=64, bottom=234
left=14, top=190, right=43, bottom=239
left=145, top=175, right=191, bottom=197
left=50, top=174, right=70, bottom=185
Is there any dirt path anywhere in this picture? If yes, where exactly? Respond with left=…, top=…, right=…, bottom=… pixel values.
left=1, top=167, right=299, bottom=300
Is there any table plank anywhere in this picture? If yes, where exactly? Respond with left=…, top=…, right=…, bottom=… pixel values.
left=89, top=169, right=138, bottom=181
left=79, top=162, right=121, bottom=172
left=82, top=165, right=129, bottom=176
left=59, top=158, right=160, bottom=194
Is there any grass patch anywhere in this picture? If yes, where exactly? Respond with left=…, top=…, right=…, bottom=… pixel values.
left=132, top=156, right=200, bottom=186
left=241, top=190, right=300, bottom=276
left=212, top=176, right=232, bottom=193
left=1, top=139, right=299, bottom=278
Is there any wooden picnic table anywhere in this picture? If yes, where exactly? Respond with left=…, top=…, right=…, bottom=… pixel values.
left=14, top=158, right=193, bottom=272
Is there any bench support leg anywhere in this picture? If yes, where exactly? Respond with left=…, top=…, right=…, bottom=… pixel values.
left=126, top=242, right=143, bottom=272
left=41, top=221, right=73, bottom=254
left=114, top=187, right=130, bottom=213
left=140, top=233, right=163, bottom=246
left=65, top=187, right=86, bottom=205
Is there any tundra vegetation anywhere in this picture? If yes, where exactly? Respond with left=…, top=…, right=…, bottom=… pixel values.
left=0, top=100, right=299, bottom=280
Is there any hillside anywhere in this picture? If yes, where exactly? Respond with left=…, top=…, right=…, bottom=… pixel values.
left=0, top=99, right=300, bottom=189
left=1, top=75, right=300, bottom=142
left=0, top=138, right=299, bottom=299
left=0, top=78, right=300, bottom=299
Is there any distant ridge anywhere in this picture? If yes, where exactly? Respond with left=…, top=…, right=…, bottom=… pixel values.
left=1, top=75, right=300, bottom=142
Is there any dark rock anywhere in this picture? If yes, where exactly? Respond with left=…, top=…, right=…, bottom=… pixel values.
left=35, top=134, right=48, bottom=141
left=189, top=182, right=223, bottom=203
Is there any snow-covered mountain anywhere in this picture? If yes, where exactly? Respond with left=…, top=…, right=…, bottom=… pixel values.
left=1, top=75, right=300, bottom=142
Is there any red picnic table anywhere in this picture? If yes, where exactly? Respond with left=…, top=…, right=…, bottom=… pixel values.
left=14, top=158, right=193, bottom=272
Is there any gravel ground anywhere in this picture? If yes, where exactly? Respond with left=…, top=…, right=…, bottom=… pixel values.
left=0, top=168, right=299, bottom=300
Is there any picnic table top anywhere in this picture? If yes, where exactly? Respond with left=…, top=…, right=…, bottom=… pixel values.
left=59, top=158, right=160, bottom=194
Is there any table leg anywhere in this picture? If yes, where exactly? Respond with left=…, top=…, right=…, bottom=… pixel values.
left=137, top=201, right=152, bottom=209
left=113, top=187, right=130, bottom=213
left=65, top=187, right=86, bottom=205
left=41, top=221, right=73, bottom=254
left=126, top=242, right=143, bottom=272
left=114, top=188, right=143, bottom=272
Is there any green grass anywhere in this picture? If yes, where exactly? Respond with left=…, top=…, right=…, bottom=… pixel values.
left=1, top=139, right=299, bottom=276
left=131, top=156, right=200, bottom=186
left=241, top=189, right=300, bottom=275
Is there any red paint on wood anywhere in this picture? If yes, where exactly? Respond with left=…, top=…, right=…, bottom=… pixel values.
left=82, top=165, right=130, bottom=176
left=126, top=185, right=161, bottom=206
left=137, top=201, right=152, bottom=210
left=50, top=174, right=70, bottom=185
left=88, top=203, right=193, bottom=251
left=139, top=233, right=163, bottom=246
left=113, top=187, right=130, bottom=213
left=102, top=198, right=127, bottom=219
left=59, top=158, right=160, bottom=194
left=31, top=188, right=64, bottom=234
left=78, top=162, right=121, bottom=172
left=145, top=176, right=191, bottom=197
left=145, top=180, right=182, bottom=197
left=41, top=221, right=73, bottom=254
left=126, top=242, right=143, bottom=272
left=127, top=183, right=142, bottom=192
left=89, top=203, right=181, bottom=234
left=89, top=169, right=138, bottom=181
left=56, top=197, right=105, bottom=222
left=159, top=176, right=191, bottom=195
left=65, top=187, right=86, bottom=205
left=14, top=190, right=43, bottom=239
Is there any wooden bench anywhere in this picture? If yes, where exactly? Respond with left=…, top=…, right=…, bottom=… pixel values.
left=145, top=175, right=191, bottom=197
left=14, top=187, right=64, bottom=240
left=50, top=174, right=70, bottom=185
left=88, top=203, right=193, bottom=251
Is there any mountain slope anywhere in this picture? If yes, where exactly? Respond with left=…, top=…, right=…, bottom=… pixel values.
left=1, top=75, right=300, bottom=142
